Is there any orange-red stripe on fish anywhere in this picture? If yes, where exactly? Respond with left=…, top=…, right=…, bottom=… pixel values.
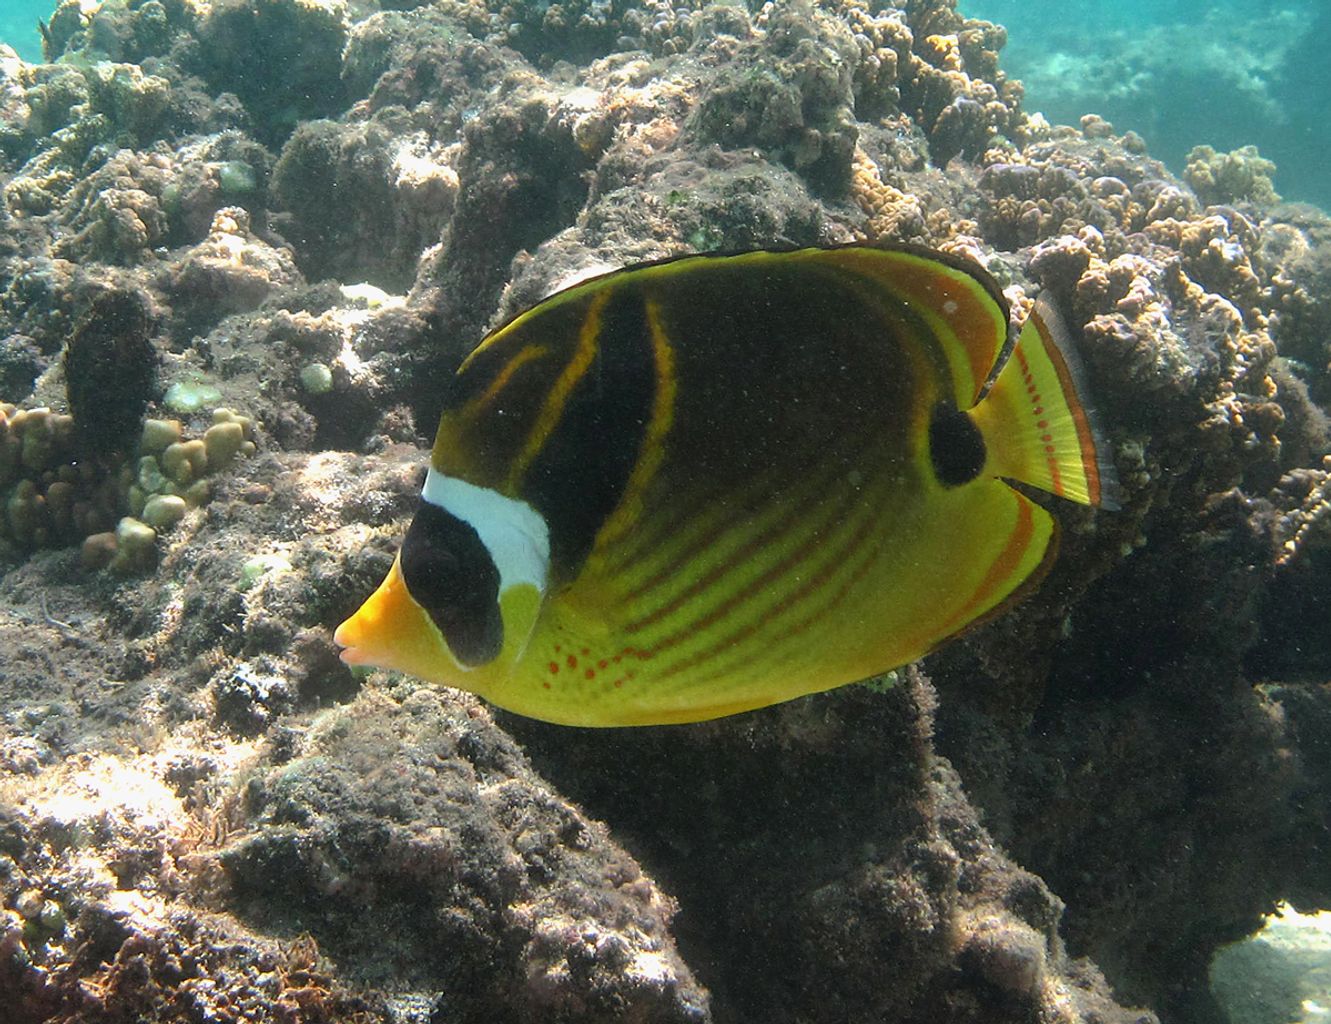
left=650, top=483, right=885, bottom=680
left=1013, top=345, right=1065, bottom=497
left=1031, top=311, right=1102, bottom=505
left=931, top=494, right=1037, bottom=642
left=622, top=430, right=879, bottom=630
left=827, top=249, right=1004, bottom=404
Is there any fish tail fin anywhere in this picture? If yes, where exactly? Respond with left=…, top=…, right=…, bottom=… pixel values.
left=971, top=296, right=1120, bottom=509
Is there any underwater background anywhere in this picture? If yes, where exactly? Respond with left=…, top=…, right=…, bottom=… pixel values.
left=2, top=0, right=1330, bottom=1022
left=958, top=0, right=1330, bottom=211
left=5, top=0, right=1327, bottom=207
left=0, top=0, right=45, bottom=62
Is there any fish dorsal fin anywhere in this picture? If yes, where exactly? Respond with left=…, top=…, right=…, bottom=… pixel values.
left=459, top=244, right=1011, bottom=413
left=804, top=245, right=1011, bottom=409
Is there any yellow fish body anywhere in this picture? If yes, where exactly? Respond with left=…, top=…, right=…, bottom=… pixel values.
left=335, top=245, right=1117, bottom=726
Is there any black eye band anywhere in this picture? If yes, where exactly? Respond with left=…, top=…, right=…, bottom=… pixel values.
left=399, top=500, right=504, bottom=667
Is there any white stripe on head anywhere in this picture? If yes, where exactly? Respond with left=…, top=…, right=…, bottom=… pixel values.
left=422, top=468, right=550, bottom=595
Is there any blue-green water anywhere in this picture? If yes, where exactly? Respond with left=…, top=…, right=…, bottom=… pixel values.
left=957, top=0, right=1329, bottom=209
left=0, top=0, right=46, bottom=62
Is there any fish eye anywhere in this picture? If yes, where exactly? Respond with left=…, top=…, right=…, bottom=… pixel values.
left=928, top=403, right=986, bottom=487
left=400, top=500, right=504, bottom=666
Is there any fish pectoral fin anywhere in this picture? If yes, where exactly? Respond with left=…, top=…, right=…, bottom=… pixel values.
left=542, top=582, right=620, bottom=642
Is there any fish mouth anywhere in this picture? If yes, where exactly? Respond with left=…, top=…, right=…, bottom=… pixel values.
left=332, top=619, right=371, bottom=667
left=332, top=617, right=370, bottom=665
left=330, top=555, right=411, bottom=673
left=331, top=553, right=444, bottom=680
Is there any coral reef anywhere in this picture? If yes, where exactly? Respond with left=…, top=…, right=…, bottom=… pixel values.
left=0, top=0, right=1329, bottom=1021
left=689, top=3, right=861, bottom=196
left=225, top=686, right=707, bottom=1021
left=1184, top=144, right=1280, bottom=209
left=0, top=396, right=256, bottom=566
left=195, top=0, right=351, bottom=145
left=506, top=671, right=1153, bottom=1024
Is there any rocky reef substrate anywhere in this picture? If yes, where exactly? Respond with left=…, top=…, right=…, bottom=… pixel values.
left=1, top=0, right=1330, bottom=1021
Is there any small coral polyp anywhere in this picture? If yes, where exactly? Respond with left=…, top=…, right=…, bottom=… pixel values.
left=0, top=401, right=257, bottom=571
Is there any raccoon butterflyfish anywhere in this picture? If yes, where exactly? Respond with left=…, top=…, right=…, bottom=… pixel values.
left=335, top=244, right=1118, bottom=726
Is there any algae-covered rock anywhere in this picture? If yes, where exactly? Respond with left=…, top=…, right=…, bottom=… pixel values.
left=1262, top=203, right=1331, bottom=405
left=0, top=335, right=43, bottom=400
left=690, top=2, right=860, bottom=196
left=41, top=0, right=197, bottom=64
left=223, top=686, right=709, bottom=1020
left=64, top=289, right=159, bottom=455
left=165, top=207, right=303, bottom=336
left=2, top=59, right=228, bottom=226
left=197, top=0, right=351, bottom=145
left=271, top=117, right=460, bottom=289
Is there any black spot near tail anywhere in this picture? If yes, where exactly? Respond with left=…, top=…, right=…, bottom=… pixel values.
left=929, top=403, right=986, bottom=487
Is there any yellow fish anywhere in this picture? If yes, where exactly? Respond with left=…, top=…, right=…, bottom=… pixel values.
left=335, top=245, right=1117, bottom=726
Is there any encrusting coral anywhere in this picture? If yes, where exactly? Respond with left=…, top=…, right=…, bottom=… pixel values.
left=1185, top=143, right=1281, bottom=208
left=0, top=0, right=1329, bottom=1021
